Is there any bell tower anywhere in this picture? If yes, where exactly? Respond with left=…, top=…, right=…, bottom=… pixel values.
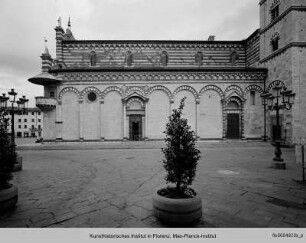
left=259, top=0, right=306, bottom=143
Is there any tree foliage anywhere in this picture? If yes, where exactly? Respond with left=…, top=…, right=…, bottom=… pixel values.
left=0, top=110, right=16, bottom=190
left=161, top=97, right=201, bottom=194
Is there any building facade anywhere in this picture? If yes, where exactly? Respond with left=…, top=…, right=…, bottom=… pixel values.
left=6, top=108, right=43, bottom=138
left=28, top=0, right=306, bottom=143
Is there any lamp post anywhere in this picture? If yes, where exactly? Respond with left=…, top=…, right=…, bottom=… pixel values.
left=0, top=89, right=28, bottom=171
left=260, top=83, right=295, bottom=169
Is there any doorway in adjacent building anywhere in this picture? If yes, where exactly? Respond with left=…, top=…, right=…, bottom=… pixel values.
left=227, top=113, right=240, bottom=139
left=129, top=115, right=142, bottom=141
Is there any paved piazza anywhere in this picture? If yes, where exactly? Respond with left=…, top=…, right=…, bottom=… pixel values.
left=0, top=141, right=305, bottom=228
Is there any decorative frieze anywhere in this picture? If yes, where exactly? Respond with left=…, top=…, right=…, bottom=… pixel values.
left=59, top=71, right=266, bottom=82
left=63, top=42, right=245, bottom=51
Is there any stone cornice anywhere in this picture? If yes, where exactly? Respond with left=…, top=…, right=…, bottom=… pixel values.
left=62, top=40, right=245, bottom=50
left=50, top=67, right=267, bottom=73
left=57, top=69, right=267, bottom=82
left=260, top=42, right=306, bottom=63
left=260, top=6, right=306, bottom=34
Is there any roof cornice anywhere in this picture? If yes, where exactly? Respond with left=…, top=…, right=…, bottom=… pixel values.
left=50, top=67, right=268, bottom=74
left=62, top=39, right=245, bottom=45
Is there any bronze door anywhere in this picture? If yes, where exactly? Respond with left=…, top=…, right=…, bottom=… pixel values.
left=227, top=114, right=240, bottom=139
left=129, top=115, right=142, bottom=141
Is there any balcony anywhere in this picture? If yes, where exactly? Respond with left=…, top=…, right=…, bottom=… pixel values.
left=35, top=97, right=57, bottom=111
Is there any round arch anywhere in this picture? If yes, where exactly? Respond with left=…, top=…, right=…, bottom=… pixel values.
left=101, top=86, right=124, bottom=99
left=199, top=85, right=224, bottom=99
left=243, top=85, right=264, bottom=98
left=58, top=87, right=80, bottom=100
left=267, top=80, right=285, bottom=92
left=224, top=85, right=244, bottom=98
left=146, top=85, right=173, bottom=100
left=173, top=85, right=199, bottom=99
left=80, top=86, right=103, bottom=100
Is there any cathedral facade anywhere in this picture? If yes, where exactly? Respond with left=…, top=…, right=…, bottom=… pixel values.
left=29, top=0, right=306, bottom=143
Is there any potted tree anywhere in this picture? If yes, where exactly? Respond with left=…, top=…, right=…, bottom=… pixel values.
left=153, top=97, right=202, bottom=226
left=0, top=109, right=18, bottom=213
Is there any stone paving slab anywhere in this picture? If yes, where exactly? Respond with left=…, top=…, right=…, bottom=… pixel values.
left=0, top=142, right=305, bottom=228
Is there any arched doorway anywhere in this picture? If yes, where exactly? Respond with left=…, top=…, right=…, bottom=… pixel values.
left=225, top=97, right=243, bottom=139
left=126, top=97, right=145, bottom=141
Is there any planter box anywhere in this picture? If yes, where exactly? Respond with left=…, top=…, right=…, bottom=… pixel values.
left=153, top=191, right=202, bottom=226
left=0, top=185, right=18, bottom=213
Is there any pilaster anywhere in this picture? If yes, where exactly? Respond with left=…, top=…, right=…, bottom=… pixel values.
left=55, top=100, right=62, bottom=140
left=123, top=102, right=127, bottom=140
left=100, top=100, right=104, bottom=141
left=221, top=99, right=227, bottom=139
left=196, top=99, right=201, bottom=139
left=79, top=99, right=83, bottom=141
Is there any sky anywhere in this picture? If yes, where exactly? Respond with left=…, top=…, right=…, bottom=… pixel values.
left=0, top=0, right=259, bottom=107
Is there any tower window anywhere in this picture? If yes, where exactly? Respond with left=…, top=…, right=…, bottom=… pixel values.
left=271, top=37, right=279, bottom=52
left=271, top=5, right=279, bottom=21
left=250, top=91, right=255, bottom=105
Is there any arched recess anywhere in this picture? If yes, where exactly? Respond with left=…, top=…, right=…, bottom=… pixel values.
left=82, top=89, right=100, bottom=140
left=58, top=87, right=80, bottom=100
left=243, top=85, right=264, bottom=98
left=266, top=80, right=285, bottom=92
left=80, top=86, right=103, bottom=100
left=225, top=96, right=244, bottom=139
left=146, top=89, right=171, bottom=139
left=199, top=85, right=224, bottom=99
left=173, top=85, right=199, bottom=100
left=146, top=85, right=173, bottom=100
left=103, top=91, right=123, bottom=140
left=224, top=85, right=244, bottom=98
left=125, top=86, right=146, bottom=98
left=199, top=89, right=223, bottom=139
left=243, top=85, right=264, bottom=139
left=173, top=88, right=196, bottom=132
left=61, top=91, right=80, bottom=140
left=101, top=86, right=124, bottom=100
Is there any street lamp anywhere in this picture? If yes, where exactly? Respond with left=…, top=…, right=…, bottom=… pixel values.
left=0, top=89, right=28, bottom=145
left=260, top=83, right=295, bottom=169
